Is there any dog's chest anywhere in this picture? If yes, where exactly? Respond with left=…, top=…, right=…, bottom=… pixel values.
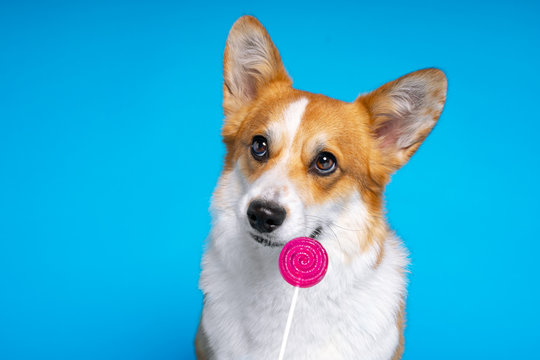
left=200, top=241, right=405, bottom=360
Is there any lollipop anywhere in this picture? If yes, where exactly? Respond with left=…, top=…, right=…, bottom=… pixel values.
left=277, top=237, right=328, bottom=360
left=279, top=237, right=328, bottom=288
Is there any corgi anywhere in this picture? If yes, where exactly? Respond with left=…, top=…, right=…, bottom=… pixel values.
left=196, top=15, right=447, bottom=360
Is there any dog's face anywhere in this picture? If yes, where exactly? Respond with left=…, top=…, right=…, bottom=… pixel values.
left=213, top=16, right=446, bottom=251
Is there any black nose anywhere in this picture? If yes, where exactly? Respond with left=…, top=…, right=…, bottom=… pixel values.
left=247, top=200, right=287, bottom=233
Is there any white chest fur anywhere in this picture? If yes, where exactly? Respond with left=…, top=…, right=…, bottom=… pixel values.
left=199, top=223, right=408, bottom=360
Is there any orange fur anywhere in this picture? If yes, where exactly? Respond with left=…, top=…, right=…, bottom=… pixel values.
left=392, top=302, right=406, bottom=360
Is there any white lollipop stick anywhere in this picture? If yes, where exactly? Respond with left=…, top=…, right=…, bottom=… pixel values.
left=278, top=286, right=299, bottom=360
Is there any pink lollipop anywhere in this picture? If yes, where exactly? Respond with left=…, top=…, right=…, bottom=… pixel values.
left=277, top=237, right=328, bottom=360
left=279, top=237, right=328, bottom=288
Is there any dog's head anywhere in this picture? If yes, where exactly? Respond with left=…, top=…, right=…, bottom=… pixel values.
left=212, top=16, right=446, bottom=254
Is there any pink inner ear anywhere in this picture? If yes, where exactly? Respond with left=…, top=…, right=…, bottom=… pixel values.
left=374, top=116, right=401, bottom=149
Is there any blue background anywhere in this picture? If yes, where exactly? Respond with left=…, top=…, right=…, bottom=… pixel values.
left=1, top=1, right=539, bottom=359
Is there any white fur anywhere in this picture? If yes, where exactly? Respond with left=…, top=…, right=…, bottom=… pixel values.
left=199, top=99, right=409, bottom=359
left=267, top=97, right=308, bottom=157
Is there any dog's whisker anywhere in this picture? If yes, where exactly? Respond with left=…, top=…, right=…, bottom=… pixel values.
left=305, top=214, right=364, bottom=232
left=326, top=223, right=344, bottom=253
left=303, top=217, right=344, bottom=253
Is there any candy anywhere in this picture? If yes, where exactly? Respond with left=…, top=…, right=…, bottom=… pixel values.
left=278, top=237, right=328, bottom=288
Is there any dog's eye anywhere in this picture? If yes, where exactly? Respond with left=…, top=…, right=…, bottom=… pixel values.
left=313, top=152, right=337, bottom=175
left=251, top=136, right=268, bottom=161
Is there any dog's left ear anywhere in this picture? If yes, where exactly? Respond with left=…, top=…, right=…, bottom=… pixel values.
left=357, top=68, right=447, bottom=170
left=223, top=16, right=291, bottom=116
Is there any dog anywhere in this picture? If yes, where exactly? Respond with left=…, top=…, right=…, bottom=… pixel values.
left=196, top=15, right=447, bottom=360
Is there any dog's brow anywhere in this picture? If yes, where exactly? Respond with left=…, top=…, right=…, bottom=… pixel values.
left=305, top=134, right=329, bottom=159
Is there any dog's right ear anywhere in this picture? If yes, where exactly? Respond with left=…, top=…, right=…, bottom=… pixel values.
left=223, top=16, right=291, bottom=116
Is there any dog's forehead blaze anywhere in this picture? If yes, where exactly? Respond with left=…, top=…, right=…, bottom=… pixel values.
left=226, top=86, right=380, bottom=206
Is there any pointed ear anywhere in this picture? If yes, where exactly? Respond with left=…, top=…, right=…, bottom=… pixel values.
left=358, top=68, right=447, bottom=170
left=223, top=16, right=291, bottom=116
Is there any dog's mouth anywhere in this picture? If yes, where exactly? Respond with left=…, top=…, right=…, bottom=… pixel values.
left=250, top=233, right=282, bottom=248
left=250, top=226, right=323, bottom=248
left=310, top=226, right=323, bottom=239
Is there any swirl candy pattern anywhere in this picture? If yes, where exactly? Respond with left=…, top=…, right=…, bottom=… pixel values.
left=278, top=237, right=328, bottom=288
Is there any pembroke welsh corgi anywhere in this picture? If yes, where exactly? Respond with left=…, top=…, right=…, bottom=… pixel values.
left=196, top=15, right=447, bottom=360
